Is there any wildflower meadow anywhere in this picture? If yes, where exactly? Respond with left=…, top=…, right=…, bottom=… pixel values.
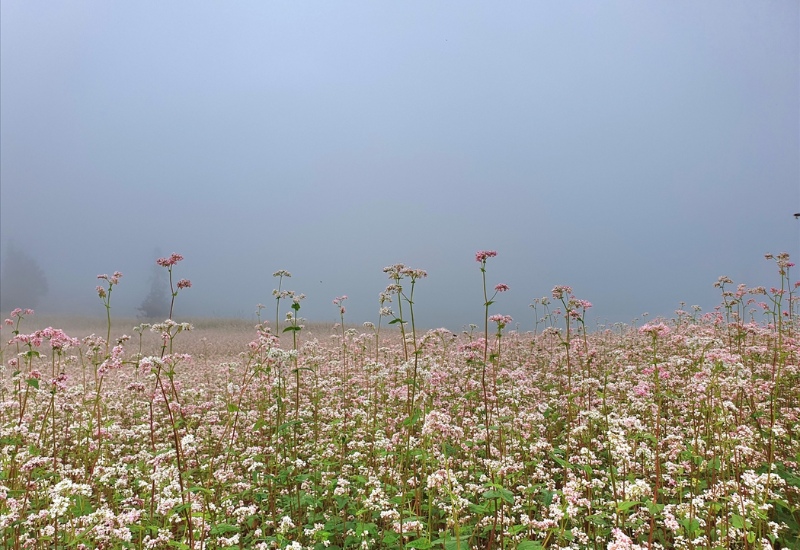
left=1, top=251, right=798, bottom=549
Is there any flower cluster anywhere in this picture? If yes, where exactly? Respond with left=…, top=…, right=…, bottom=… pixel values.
left=96, top=271, right=123, bottom=298
left=488, top=314, right=513, bottom=329
left=475, top=250, right=497, bottom=263
left=156, top=253, right=184, bottom=267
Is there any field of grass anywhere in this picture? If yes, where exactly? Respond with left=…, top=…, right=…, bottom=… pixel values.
left=1, top=252, right=798, bottom=549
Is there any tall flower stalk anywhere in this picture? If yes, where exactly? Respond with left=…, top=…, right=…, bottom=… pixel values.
left=476, top=250, right=508, bottom=459
left=150, top=253, right=194, bottom=546
left=273, top=270, right=292, bottom=336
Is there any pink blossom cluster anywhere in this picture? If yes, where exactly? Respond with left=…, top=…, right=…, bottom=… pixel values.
left=551, top=285, right=573, bottom=300
left=333, top=295, right=347, bottom=315
left=97, top=271, right=123, bottom=285
left=475, top=250, right=497, bottom=263
left=639, top=322, right=671, bottom=337
left=8, top=308, right=34, bottom=319
left=8, top=327, right=78, bottom=350
left=488, top=314, right=513, bottom=328
left=156, top=253, right=184, bottom=267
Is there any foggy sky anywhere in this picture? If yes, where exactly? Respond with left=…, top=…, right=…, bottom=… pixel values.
left=1, top=1, right=799, bottom=331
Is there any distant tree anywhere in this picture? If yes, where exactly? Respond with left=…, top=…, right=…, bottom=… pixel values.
left=137, top=249, right=170, bottom=319
left=0, top=242, right=49, bottom=311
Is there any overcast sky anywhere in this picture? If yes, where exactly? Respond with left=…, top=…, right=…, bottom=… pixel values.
left=1, top=1, right=798, bottom=331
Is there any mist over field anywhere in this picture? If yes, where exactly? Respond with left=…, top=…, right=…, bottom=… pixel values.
left=1, top=1, right=798, bottom=331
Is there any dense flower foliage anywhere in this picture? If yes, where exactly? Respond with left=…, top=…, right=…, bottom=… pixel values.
left=0, top=255, right=798, bottom=549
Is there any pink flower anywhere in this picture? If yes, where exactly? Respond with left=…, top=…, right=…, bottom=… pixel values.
left=157, top=253, right=184, bottom=267
left=494, top=283, right=509, bottom=292
left=10, top=308, right=33, bottom=318
left=551, top=285, right=572, bottom=300
left=475, top=250, right=497, bottom=263
left=97, top=272, right=122, bottom=285
left=177, top=279, right=192, bottom=289
left=489, top=314, right=513, bottom=327
left=639, top=322, right=671, bottom=337
left=401, top=267, right=428, bottom=280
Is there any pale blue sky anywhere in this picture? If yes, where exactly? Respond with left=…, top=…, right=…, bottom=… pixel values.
left=2, top=1, right=798, bottom=330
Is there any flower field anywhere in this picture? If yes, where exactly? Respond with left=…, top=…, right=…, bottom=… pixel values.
left=1, top=252, right=799, bottom=549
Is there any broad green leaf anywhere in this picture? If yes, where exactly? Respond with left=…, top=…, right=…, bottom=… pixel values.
left=210, top=524, right=239, bottom=536
left=617, top=501, right=640, bottom=511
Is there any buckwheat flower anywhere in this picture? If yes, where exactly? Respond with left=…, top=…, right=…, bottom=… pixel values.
left=383, top=264, right=406, bottom=281
left=489, top=314, right=513, bottom=328
left=177, top=279, right=192, bottom=289
left=639, top=322, right=671, bottom=337
left=272, top=270, right=291, bottom=278
left=333, top=295, right=347, bottom=314
left=551, top=285, right=572, bottom=300
left=608, top=527, right=641, bottom=550
left=157, top=253, right=184, bottom=267
left=96, top=286, right=107, bottom=298
left=401, top=267, right=427, bottom=279
left=277, top=515, right=295, bottom=534
left=475, top=250, right=497, bottom=263
left=384, top=284, right=402, bottom=295
left=494, top=283, right=509, bottom=292
left=713, top=275, right=733, bottom=288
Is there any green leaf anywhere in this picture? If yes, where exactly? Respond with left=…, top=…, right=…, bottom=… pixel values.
left=730, top=514, right=745, bottom=529
left=210, top=524, right=239, bottom=536
left=26, top=378, right=39, bottom=389
left=617, top=501, right=640, bottom=512
left=70, top=495, right=95, bottom=517
left=551, top=454, right=568, bottom=468
left=680, top=517, right=700, bottom=536
left=517, top=541, right=543, bottom=550
left=482, top=489, right=514, bottom=505
left=468, top=502, right=487, bottom=514
left=227, top=403, right=238, bottom=413
left=406, top=538, right=432, bottom=549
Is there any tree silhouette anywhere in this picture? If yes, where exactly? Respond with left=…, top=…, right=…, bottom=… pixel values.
left=0, top=242, right=49, bottom=312
left=137, top=249, right=170, bottom=319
